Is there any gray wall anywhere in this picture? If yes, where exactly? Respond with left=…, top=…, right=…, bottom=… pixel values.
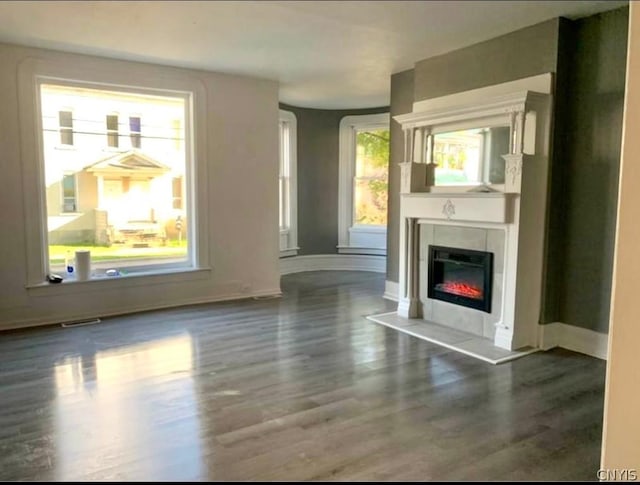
left=387, top=9, right=628, bottom=334
left=387, top=69, right=414, bottom=282
left=279, top=104, right=388, bottom=255
left=414, top=19, right=560, bottom=102
left=558, top=7, right=628, bottom=333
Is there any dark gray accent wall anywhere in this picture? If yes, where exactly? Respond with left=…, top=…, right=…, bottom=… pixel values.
left=414, top=19, right=560, bottom=102
left=279, top=104, right=388, bottom=255
left=542, top=18, right=574, bottom=324
left=387, top=69, right=414, bottom=283
left=557, top=7, right=628, bottom=333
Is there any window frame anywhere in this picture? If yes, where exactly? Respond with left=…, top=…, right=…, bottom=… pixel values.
left=338, top=113, right=389, bottom=256
left=278, top=109, right=298, bottom=258
left=18, top=57, right=210, bottom=287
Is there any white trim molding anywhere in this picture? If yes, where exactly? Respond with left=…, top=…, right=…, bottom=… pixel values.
left=538, top=322, right=609, bottom=360
left=338, top=112, right=390, bottom=255
left=280, top=254, right=385, bottom=275
left=384, top=280, right=399, bottom=302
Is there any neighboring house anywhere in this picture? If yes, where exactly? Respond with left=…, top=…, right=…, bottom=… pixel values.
left=40, top=84, right=187, bottom=246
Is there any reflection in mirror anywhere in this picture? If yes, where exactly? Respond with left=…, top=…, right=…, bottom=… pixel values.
left=433, top=126, right=510, bottom=186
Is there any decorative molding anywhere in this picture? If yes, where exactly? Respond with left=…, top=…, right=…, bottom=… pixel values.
left=503, top=153, right=523, bottom=193
left=280, top=254, right=386, bottom=275
left=384, top=280, right=399, bottom=302
left=442, top=199, right=456, bottom=219
left=402, top=192, right=511, bottom=224
left=396, top=91, right=550, bottom=129
left=538, top=322, right=608, bottom=360
left=399, top=162, right=429, bottom=193
left=412, top=73, right=553, bottom=114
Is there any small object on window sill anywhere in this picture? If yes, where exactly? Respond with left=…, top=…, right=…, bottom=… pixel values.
left=467, top=184, right=497, bottom=193
left=106, top=269, right=120, bottom=277
left=47, top=274, right=64, bottom=284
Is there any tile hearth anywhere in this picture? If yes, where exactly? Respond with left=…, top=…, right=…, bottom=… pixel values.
left=367, top=311, right=538, bottom=365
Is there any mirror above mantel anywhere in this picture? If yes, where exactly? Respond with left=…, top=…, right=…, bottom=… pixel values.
left=394, top=89, right=549, bottom=195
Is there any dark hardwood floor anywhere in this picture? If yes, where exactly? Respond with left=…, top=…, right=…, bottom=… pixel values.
left=0, top=271, right=606, bottom=481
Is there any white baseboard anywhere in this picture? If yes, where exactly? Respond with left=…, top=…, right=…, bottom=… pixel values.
left=539, top=322, right=608, bottom=360
left=280, top=254, right=386, bottom=275
left=383, top=280, right=399, bottom=301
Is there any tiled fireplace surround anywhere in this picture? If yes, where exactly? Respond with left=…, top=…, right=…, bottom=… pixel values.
left=419, top=224, right=504, bottom=340
left=378, top=74, right=554, bottom=359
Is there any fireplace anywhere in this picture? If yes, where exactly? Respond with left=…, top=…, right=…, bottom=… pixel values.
left=427, top=245, right=493, bottom=313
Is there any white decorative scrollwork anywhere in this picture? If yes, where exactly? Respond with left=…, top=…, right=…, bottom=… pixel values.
left=442, top=199, right=456, bottom=219
left=506, top=159, right=522, bottom=186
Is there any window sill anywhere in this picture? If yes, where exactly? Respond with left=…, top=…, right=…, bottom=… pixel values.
left=26, top=266, right=212, bottom=296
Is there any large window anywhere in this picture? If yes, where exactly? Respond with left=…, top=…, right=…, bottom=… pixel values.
left=338, top=113, right=389, bottom=255
left=279, top=109, right=298, bottom=257
left=40, top=82, right=191, bottom=277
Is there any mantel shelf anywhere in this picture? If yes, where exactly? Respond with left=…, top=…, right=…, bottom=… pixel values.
left=401, top=192, right=513, bottom=224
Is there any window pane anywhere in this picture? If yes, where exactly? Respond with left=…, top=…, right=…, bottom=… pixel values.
left=59, top=111, right=72, bottom=128
left=40, top=84, right=189, bottom=276
left=60, top=128, right=73, bottom=146
left=106, top=115, right=119, bottom=147
left=129, top=116, right=141, bottom=149
left=355, top=129, right=389, bottom=177
left=62, top=174, right=75, bottom=198
left=106, top=115, right=118, bottom=131
left=129, top=116, right=141, bottom=133
left=59, top=111, right=74, bottom=145
left=354, top=129, right=389, bottom=225
left=354, top=178, right=388, bottom=225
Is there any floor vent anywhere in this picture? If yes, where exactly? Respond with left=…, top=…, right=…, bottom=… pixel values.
left=61, top=318, right=101, bottom=328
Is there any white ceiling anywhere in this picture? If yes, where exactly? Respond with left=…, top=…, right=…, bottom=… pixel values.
left=0, top=1, right=627, bottom=109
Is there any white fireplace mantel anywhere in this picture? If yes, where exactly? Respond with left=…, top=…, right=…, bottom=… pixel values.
left=402, top=192, right=514, bottom=224
left=394, top=74, right=553, bottom=353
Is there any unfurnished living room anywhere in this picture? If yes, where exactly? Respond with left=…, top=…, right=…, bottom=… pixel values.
left=1, top=0, right=639, bottom=481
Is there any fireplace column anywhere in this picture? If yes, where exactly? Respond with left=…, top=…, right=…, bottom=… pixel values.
left=398, top=216, right=421, bottom=318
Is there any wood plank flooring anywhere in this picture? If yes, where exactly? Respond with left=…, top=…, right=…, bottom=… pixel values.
left=0, top=271, right=606, bottom=481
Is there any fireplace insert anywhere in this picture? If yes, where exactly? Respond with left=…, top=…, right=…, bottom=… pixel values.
left=427, top=245, right=493, bottom=313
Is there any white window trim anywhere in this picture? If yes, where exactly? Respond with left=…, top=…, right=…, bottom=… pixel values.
left=338, top=112, right=389, bottom=256
left=279, top=109, right=299, bottom=258
left=18, top=56, right=210, bottom=288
